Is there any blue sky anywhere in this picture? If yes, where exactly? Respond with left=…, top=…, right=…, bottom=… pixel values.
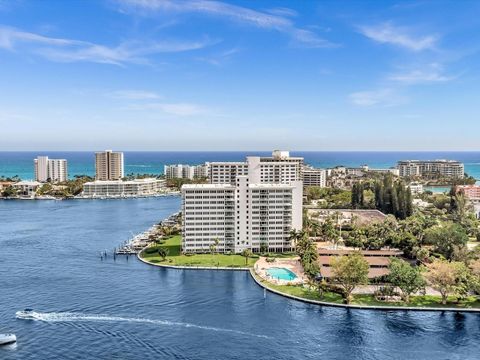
left=0, top=0, right=479, bottom=151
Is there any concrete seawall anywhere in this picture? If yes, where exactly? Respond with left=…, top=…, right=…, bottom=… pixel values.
left=249, top=269, right=480, bottom=313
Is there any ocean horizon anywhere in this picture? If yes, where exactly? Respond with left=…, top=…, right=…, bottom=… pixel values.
left=1, top=151, right=480, bottom=181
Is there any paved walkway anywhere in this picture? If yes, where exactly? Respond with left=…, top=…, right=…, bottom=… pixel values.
left=352, top=285, right=441, bottom=296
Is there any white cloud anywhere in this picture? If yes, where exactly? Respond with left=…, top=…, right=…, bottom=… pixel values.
left=196, top=47, right=241, bottom=66
left=109, top=90, right=163, bottom=100
left=388, top=63, right=454, bottom=84
left=266, top=7, right=298, bottom=18
left=0, top=25, right=214, bottom=65
left=358, top=22, right=437, bottom=51
left=125, top=102, right=208, bottom=116
left=0, top=26, right=75, bottom=49
left=349, top=88, right=406, bottom=107
left=116, top=0, right=335, bottom=48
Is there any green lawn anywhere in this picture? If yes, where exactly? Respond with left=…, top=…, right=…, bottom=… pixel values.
left=352, top=294, right=480, bottom=308
left=253, top=273, right=480, bottom=309
left=140, top=235, right=257, bottom=268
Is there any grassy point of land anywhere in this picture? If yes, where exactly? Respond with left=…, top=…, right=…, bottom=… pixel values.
left=140, top=235, right=258, bottom=268
left=252, top=272, right=480, bottom=309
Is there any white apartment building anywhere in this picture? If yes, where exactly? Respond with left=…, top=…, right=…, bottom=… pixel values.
left=208, top=150, right=303, bottom=185
left=34, top=156, right=68, bottom=182
left=369, top=168, right=400, bottom=176
left=182, top=179, right=302, bottom=254
left=397, top=160, right=464, bottom=178
left=182, top=150, right=303, bottom=254
left=95, top=150, right=124, bottom=181
left=303, top=167, right=327, bottom=187
left=329, top=165, right=399, bottom=178
left=82, top=178, right=165, bottom=197
left=164, top=164, right=208, bottom=180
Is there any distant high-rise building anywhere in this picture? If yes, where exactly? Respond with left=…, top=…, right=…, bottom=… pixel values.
left=95, top=150, right=124, bottom=181
left=397, top=160, right=464, bottom=178
left=34, top=156, right=68, bottom=182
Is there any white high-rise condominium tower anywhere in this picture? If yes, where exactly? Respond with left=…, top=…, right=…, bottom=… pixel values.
left=95, top=150, right=124, bottom=181
left=182, top=150, right=303, bottom=254
left=34, top=156, right=68, bottom=182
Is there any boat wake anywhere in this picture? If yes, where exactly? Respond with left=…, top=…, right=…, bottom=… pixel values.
left=16, top=310, right=270, bottom=339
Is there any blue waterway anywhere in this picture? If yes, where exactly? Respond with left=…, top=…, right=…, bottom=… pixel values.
left=1, top=151, right=480, bottom=180
left=1, top=197, right=479, bottom=359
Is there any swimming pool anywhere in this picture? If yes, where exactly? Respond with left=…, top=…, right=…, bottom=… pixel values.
left=266, top=267, right=297, bottom=281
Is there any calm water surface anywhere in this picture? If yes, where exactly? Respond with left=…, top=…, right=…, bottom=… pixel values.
left=1, top=197, right=479, bottom=359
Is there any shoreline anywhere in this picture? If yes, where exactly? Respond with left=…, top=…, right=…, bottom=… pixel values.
left=137, top=244, right=251, bottom=270
left=0, top=192, right=180, bottom=201
left=136, top=251, right=480, bottom=313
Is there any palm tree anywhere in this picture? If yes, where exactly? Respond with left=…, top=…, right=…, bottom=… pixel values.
left=158, top=247, right=169, bottom=261
left=289, top=229, right=300, bottom=249
left=310, top=221, right=320, bottom=238
left=213, top=238, right=220, bottom=254
left=241, top=249, right=253, bottom=266
left=289, top=229, right=308, bottom=250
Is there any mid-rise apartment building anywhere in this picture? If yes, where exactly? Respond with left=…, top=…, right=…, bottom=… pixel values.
left=328, top=165, right=399, bottom=178
left=207, top=162, right=249, bottom=184
left=164, top=164, right=208, bottom=180
left=182, top=150, right=303, bottom=254
left=397, top=160, right=464, bottom=178
left=457, top=185, right=480, bottom=201
left=95, top=150, right=124, bottom=181
left=82, top=178, right=165, bottom=197
left=303, top=166, right=327, bottom=187
left=34, top=156, right=68, bottom=182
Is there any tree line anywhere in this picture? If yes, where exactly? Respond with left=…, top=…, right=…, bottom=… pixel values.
left=350, top=175, right=413, bottom=219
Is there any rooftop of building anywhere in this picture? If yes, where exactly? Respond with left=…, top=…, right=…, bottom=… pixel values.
left=248, top=183, right=296, bottom=189
left=319, top=266, right=389, bottom=279
left=317, top=248, right=402, bottom=279
left=85, top=178, right=163, bottom=185
left=34, top=156, right=67, bottom=161
left=14, top=180, right=41, bottom=186
left=398, top=159, right=463, bottom=164
left=317, top=248, right=403, bottom=257
left=182, top=183, right=235, bottom=190
left=206, top=161, right=248, bottom=165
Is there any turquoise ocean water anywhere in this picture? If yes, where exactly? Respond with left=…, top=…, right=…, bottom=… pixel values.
left=0, top=151, right=479, bottom=181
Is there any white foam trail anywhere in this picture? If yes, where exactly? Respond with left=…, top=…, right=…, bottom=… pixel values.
left=16, top=311, right=270, bottom=339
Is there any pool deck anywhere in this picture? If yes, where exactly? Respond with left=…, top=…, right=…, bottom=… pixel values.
left=254, top=257, right=305, bottom=285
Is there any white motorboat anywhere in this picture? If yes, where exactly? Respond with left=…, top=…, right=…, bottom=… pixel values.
left=0, top=333, right=16, bottom=346
left=15, top=308, right=37, bottom=320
